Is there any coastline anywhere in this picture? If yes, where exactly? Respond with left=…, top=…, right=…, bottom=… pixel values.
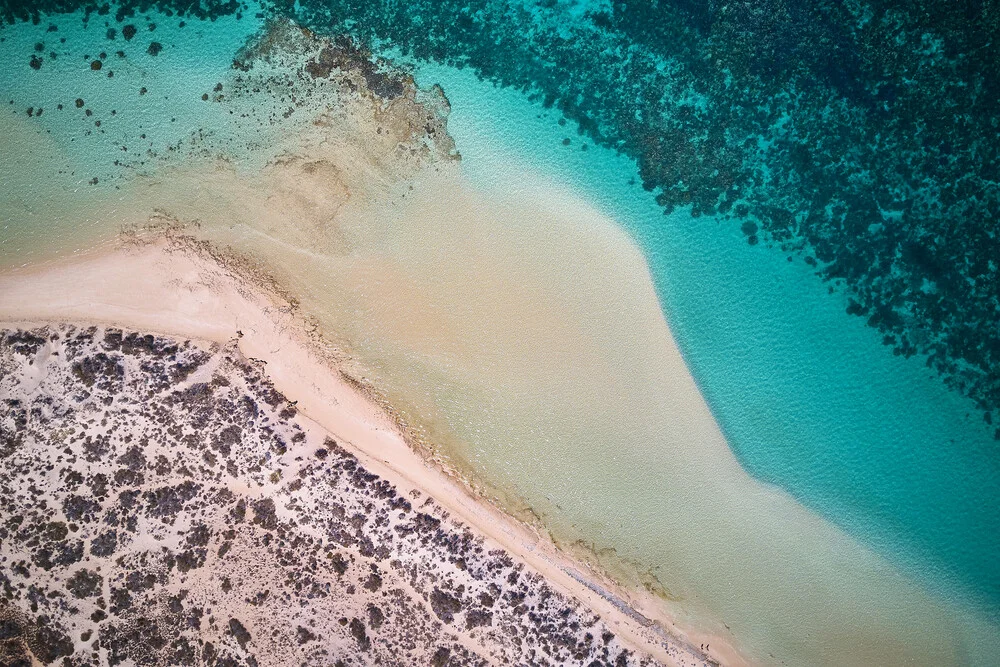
left=2, top=13, right=992, bottom=664
left=0, top=234, right=736, bottom=667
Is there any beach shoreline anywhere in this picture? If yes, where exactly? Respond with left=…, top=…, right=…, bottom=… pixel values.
left=0, top=233, right=741, bottom=667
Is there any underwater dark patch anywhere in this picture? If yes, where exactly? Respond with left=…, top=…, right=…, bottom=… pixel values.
left=2, top=0, right=998, bottom=431
left=289, top=0, right=1000, bottom=433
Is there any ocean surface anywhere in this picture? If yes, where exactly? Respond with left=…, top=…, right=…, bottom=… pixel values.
left=2, top=2, right=999, bottom=666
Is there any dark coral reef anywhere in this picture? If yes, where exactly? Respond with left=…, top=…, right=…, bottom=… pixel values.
left=3, top=0, right=996, bottom=425
left=292, top=0, right=1000, bottom=432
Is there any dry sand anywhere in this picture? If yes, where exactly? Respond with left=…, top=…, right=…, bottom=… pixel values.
left=0, top=235, right=738, bottom=667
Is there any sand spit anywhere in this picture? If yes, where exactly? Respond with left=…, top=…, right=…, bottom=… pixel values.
left=0, top=242, right=723, bottom=667
left=0, top=15, right=732, bottom=666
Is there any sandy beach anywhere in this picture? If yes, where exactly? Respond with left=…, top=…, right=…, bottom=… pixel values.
left=0, top=235, right=734, bottom=667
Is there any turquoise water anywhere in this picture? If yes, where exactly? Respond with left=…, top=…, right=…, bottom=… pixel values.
left=3, top=5, right=1000, bottom=664
left=0, top=10, right=263, bottom=263
left=406, top=59, right=1000, bottom=626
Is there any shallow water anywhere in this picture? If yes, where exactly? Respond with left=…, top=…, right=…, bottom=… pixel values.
left=408, top=62, right=1000, bottom=611
left=2, top=7, right=999, bottom=667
